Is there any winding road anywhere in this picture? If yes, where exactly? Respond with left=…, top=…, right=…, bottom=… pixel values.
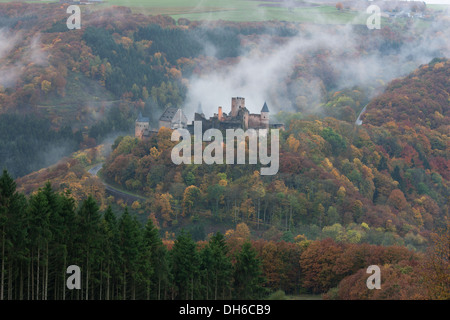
left=89, top=103, right=369, bottom=204
left=88, top=163, right=148, bottom=204
left=355, top=105, right=368, bottom=126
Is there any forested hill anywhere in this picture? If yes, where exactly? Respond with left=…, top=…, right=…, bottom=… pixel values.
left=1, top=3, right=449, bottom=301
left=360, top=57, right=449, bottom=184
left=96, top=59, right=449, bottom=252
left=362, top=57, right=450, bottom=130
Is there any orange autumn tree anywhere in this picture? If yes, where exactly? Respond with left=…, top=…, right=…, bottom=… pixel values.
left=300, top=238, right=344, bottom=293
left=225, top=222, right=251, bottom=254
left=387, top=189, right=408, bottom=211
left=334, top=264, right=424, bottom=300
left=420, top=219, right=450, bottom=299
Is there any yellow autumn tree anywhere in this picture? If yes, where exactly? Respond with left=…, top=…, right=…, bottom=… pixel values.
left=41, top=80, right=52, bottom=94
left=182, top=185, right=200, bottom=216
left=131, top=200, right=141, bottom=210
left=158, top=193, right=174, bottom=226
left=286, top=134, right=300, bottom=153
left=150, top=146, right=161, bottom=160
left=235, top=222, right=251, bottom=240
left=157, top=126, right=173, bottom=150
left=337, top=186, right=346, bottom=203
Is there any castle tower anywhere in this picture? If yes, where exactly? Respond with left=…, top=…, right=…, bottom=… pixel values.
left=218, top=106, right=223, bottom=121
left=261, top=102, right=269, bottom=129
left=231, top=97, right=245, bottom=117
left=135, top=112, right=150, bottom=138
left=236, top=106, right=250, bottom=130
left=197, top=102, right=205, bottom=118
left=243, top=109, right=249, bottom=130
left=171, top=109, right=188, bottom=129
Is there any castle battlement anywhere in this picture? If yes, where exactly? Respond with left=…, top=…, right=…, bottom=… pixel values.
left=135, top=97, right=283, bottom=139
left=187, top=97, right=278, bottom=134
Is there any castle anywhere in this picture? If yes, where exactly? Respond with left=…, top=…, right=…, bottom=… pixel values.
left=135, top=97, right=284, bottom=139
left=135, top=112, right=152, bottom=140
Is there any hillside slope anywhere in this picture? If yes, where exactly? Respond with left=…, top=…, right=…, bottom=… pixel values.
left=362, top=57, right=450, bottom=131
left=94, top=59, right=449, bottom=249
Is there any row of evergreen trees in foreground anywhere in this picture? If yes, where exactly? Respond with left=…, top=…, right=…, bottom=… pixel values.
left=0, top=170, right=266, bottom=300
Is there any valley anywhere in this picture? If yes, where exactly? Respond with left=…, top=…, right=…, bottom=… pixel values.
left=0, top=0, right=448, bottom=301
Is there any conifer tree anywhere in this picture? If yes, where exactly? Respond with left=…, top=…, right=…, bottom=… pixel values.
left=233, top=241, right=266, bottom=299
left=199, top=244, right=213, bottom=299
left=101, top=205, right=120, bottom=300
left=28, top=189, right=51, bottom=300
left=59, top=190, right=76, bottom=300
left=119, top=207, right=142, bottom=300
left=209, top=232, right=233, bottom=299
left=0, top=169, right=27, bottom=300
left=171, top=230, right=199, bottom=300
left=142, top=217, right=169, bottom=300
left=76, top=195, right=101, bottom=300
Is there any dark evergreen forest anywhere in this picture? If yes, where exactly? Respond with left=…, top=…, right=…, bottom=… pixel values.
left=0, top=114, right=82, bottom=178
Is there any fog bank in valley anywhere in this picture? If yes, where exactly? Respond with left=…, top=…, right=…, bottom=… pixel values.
left=184, top=14, right=450, bottom=118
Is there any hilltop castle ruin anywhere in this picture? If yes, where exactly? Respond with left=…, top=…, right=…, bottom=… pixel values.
left=135, top=97, right=284, bottom=139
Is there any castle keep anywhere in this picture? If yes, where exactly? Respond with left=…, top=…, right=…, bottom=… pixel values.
left=135, top=97, right=283, bottom=139
left=135, top=112, right=151, bottom=140
left=188, top=97, right=272, bottom=133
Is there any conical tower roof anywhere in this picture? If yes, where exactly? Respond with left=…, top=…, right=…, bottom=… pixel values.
left=261, top=102, right=269, bottom=113
left=137, top=111, right=149, bottom=122
left=197, top=102, right=204, bottom=115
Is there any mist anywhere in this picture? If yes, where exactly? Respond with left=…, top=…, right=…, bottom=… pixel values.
left=0, top=28, right=18, bottom=59
left=0, top=29, right=48, bottom=88
left=183, top=11, right=450, bottom=118
left=0, top=28, right=20, bottom=88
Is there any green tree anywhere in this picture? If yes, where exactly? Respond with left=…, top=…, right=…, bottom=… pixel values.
left=320, top=127, right=347, bottom=155
left=325, top=206, right=340, bottom=225
left=76, top=195, right=101, bottom=300
left=118, top=207, right=142, bottom=300
left=28, top=189, right=51, bottom=300
left=100, top=206, right=120, bottom=300
left=233, top=241, right=265, bottom=299
left=171, top=230, right=199, bottom=299
left=199, top=244, right=213, bottom=299
left=59, top=190, right=77, bottom=300
left=142, top=217, right=170, bottom=300
left=207, top=184, right=224, bottom=220
left=42, top=182, right=69, bottom=300
left=0, top=169, right=15, bottom=300
left=0, top=169, right=28, bottom=300
left=209, top=232, right=233, bottom=300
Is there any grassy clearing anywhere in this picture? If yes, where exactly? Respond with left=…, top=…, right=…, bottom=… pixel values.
left=267, top=290, right=323, bottom=300
left=98, top=0, right=370, bottom=24
left=286, top=294, right=323, bottom=300
left=166, top=6, right=367, bottom=24
left=0, top=0, right=390, bottom=24
left=427, top=3, right=450, bottom=11
left=104, top=0, right=365, bottom=24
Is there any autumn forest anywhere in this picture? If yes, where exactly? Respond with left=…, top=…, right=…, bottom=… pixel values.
left=0, top=2, right=449, bottom=301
